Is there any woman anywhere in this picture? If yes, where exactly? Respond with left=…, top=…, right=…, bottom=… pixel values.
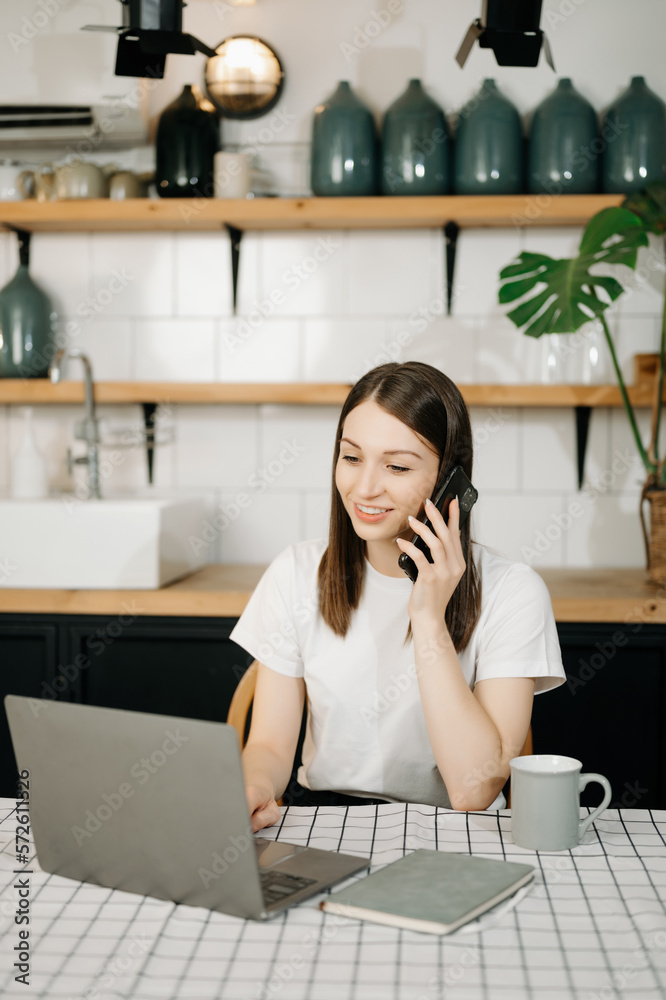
left=230, top=362, right=565, bottom=832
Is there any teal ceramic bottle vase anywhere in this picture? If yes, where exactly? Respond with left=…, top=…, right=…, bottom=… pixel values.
left=311, top=81, right=377, bottom=196
left=602, top=76, right=666, bottom=193
left=380, top=79, right=450, bottom=195
left=156, top=84, right=220, bottom=198
left=453, top=79, right=523, bottom=194
left=0, top=234, right=55, bottom=378
left=528, top=78, right=598, bottom=194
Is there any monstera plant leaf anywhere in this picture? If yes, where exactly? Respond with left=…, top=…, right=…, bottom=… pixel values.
left=499, top=207, right=649, bottom=338
left=622, top=180, right=666, bottom=234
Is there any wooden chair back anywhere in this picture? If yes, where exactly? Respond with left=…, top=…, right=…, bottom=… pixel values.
left=227, top=659, right=258, bottom=748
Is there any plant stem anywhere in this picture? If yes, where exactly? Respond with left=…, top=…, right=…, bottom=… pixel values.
left=599, top=313, right=655, bottom=475
left=657, top=235, right=666, bottom=482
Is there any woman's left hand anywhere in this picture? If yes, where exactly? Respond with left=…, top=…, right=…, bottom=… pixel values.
left=396, top=497, right=466, bottom=625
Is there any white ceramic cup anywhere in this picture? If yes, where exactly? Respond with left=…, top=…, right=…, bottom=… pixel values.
left=510, top=754, right=612, bottom=851
left=214, top=151, right=251, bottom=198
left=54, top=161, right=107, bottom=199
left=0, top=163, right=23, bottom=201
left=109, top=171, right=146, bottom=200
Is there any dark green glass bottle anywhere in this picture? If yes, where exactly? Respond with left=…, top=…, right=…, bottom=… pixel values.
left=156, top=84, right=220, bottom=198
left=453, top=79, right=523, bottom=194
left=0, top=236, right=55, bottom=378
left=381, top=79, right=450, bottom=195
left=602, top=76, right=666, bottom=194
left=528, top=78, right=598, bottom=194
left=311, top=81, right=377, bottom=196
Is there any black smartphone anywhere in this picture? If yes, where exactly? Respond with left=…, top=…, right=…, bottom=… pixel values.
left=398, top=465, right=478, bottom=583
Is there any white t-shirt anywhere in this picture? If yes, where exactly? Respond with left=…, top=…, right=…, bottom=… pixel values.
left=229, top=539, right=565, bottom=810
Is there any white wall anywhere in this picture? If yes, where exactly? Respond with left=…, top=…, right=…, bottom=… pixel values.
left=0, top=0, right=664, bottom=570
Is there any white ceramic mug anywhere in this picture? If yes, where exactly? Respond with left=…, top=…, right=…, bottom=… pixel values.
left=54, top=161, right=108, bottom=199
left=109, top=171, right=147, bottom=200
left=0, top=162, right=23, bottom=201
left=214, top=151, right=251, bottom=198
left=510, top=754, right=612, bottom=851
left=18, top=166, right=55, bottom=202
left=19, top=161, right=108, bottom=200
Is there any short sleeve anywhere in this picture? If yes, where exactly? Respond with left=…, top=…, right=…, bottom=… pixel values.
left=228, top=546, right=304, bottom=678
left=474, top=564, right=565, bottom=694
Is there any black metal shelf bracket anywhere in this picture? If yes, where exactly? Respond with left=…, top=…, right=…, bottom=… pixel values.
left=4, top=227, right=32, bottom=266
left=142, top=402, right=158, bottom=485
left=575, top=405, right=593, bottom=489
left=225, top=224, right=243, bottom=315
left=443, top=221, right=460, bottom=316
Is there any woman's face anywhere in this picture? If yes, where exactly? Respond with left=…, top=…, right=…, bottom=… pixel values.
left=335, top=399, right=440, bottom=544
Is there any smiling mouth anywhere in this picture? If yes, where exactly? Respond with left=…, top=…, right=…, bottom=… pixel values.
left=354, top=503, right=393, bottom=518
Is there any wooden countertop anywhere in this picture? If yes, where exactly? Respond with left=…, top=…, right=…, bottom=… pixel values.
left=0, top=566, right=664, bottom=623
left=0, top=565, right=265, bottom=618
left=536, top=568, right=665, bottom=624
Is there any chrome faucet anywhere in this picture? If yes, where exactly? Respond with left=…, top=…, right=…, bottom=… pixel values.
left=49, top=348, right=101, bottom=499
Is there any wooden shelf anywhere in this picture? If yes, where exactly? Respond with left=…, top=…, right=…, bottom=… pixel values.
left=0, top=194, right=624, bottom=233
left=0, top=565, right=663, bottom=621
left=0, top=381, right=350, bottom=405
left=0, top=380, right=661, bottom=407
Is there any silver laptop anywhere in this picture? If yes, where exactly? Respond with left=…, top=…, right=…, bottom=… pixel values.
left=4, top=695, right=368, bottom=919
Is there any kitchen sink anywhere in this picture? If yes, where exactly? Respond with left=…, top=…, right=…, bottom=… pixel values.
left=0, top=496, right=207, bottom=589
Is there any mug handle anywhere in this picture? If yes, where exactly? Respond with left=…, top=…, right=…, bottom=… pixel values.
left=578, top=773, right=612, bottom=840
left=17, top=170, right=35, bottom=198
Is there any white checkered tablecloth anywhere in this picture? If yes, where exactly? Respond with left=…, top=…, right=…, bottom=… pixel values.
left=1, top=799, right=665, bottom=1000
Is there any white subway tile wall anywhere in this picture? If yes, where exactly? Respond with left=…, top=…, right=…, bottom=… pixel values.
left=349, top=231, right=437, bottom=315
left=219, top=318, right=302, bottom=382
left=175, top=406, right=259, bottom=490
left=28, top=234, right=92, bottom=320
left=304, top=318, right=389, bottom=383
left=258, top=232, right=350, bottom=317
left=452, top=230, right=523, bottom=317
left=91, top=234, right=175, bottom=318
left=0, top=0, right=664, bottom=582
left=470, top=407, right=520, bottom=493
left=60, top=320, right=133, bottom=382
left=521, top=410, right=578, bottom=494
left=134, top=319, right=216, bottom=382
left=0, top=406, right=8, bottom=494
left=1, top=224, right=661, bottom=571
left=399, top=317, right=477, bottom=384
left=304, top=491, right=332, bottom=544
left=175, top=233, right=234, bottom=318
left=218, top=491, right=303, bottom=565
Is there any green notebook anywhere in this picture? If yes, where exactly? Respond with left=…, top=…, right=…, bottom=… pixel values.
left=320, top=850, right=535, bottom=935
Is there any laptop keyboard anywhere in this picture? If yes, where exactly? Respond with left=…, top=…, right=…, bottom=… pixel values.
left=259, top=869, right=317, bottom=906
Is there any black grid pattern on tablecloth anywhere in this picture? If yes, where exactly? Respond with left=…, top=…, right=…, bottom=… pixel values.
left=1, top=802, right=666, bottom=1000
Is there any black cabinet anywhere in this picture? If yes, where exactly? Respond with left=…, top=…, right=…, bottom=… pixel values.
left=532, top=623, right=666, bottom=810
left=0, top=621, right=60, bottom=796
left=0, top=614, right=253, bottom=797
left=1, top=614, right=665, bottom=807
left=64, top=617, right=251, bottom=722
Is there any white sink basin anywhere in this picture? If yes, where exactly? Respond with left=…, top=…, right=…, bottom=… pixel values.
left=0, top=497, right=207, bottom=589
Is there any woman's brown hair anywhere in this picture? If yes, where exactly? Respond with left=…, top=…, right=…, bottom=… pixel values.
left=317, top=361, right=481, bottom=651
